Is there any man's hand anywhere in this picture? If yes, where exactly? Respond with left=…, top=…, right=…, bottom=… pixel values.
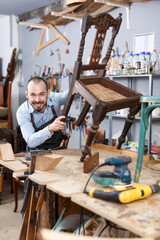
left=48, top=116, right=66, bottom=133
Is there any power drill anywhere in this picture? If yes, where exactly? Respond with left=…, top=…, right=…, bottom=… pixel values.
left=92, top=155, right=132, bottom=186
left=86, top=181, right=160, bottom=204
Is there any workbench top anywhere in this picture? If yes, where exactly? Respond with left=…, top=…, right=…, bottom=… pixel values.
left=71, top=192, right=160, bottom=238
left=39, top=229, right=152, bottom=240
left=0, top=158, right=29, bottom=172
left=28, top=147, right=160, bottom=237
left=29, top=148, right=119, bottom=194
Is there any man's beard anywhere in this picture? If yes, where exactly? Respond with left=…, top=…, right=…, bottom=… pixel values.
left=32, top=101, right=46, bottom=112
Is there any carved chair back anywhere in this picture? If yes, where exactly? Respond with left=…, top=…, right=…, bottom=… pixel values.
left=74, top=10, right=122, bottom=83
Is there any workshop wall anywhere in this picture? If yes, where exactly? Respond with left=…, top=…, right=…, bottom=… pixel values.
left=16, top=0, right=160, bottom=148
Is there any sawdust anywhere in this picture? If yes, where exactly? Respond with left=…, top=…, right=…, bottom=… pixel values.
left=145, top=159, right=160, bottom=171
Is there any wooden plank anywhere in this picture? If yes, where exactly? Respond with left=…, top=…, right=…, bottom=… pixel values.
left=35, top=153, right=63, bottom=171
left=0, top=143, right=15, bottom=161
left=94, top=0, right=129, bottom=6
left=39, top=229, right=155, bottom=240
left=84, top=152, right=99, bottom=173
left=38, top=35, right=59, bottom=51
left=94, top=0, right=151, bottom=4
left=19, top=22, right=47, bottom=28
left=26, top=186, right=38, bottom=240
left=91, top=144, right=153, bottom=160
left=0, top=158, right=29, bottom=172
left=35, top=29, right=46, bottom=56
left=48, top=24, right=70, bottom=45
left=19, top=187, right=32, bottom=240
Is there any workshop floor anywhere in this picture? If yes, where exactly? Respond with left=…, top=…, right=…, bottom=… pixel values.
left=0, top=176, right=24, bottom=240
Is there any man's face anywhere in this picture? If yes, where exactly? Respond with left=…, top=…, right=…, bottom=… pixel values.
left=25, top=81, right=50, bottom=113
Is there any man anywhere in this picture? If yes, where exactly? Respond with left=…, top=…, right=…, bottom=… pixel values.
left=16, top=76, right=68, bottom=152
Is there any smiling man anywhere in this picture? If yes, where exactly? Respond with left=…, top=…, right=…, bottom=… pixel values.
left=16, top=76, right=68, bottom=152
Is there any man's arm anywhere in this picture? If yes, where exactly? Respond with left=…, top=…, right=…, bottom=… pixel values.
left=16, top=105, right=52, bottom=148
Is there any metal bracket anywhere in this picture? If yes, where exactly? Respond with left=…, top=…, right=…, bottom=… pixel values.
left=30, top=149, right=52, bottom=156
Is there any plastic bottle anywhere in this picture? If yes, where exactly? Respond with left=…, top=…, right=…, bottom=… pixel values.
left=145, top=52, right=152, bottom=74
left=128, top=53, right=134, bottom=74
left=117, top=54, right=123, bottom=75
left=123, top=51, right=130, bottom=74
left=133, top=53, right=140, bottom=74
left=139, top=51, right=146, bottom=74
left=151, top=49, right=159, bottom=73
left=124, top=51, right=130, bottom=67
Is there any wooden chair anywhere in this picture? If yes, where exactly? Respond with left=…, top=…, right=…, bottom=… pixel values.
left=1, top=48, right=18, bottom=106
left=0, top=81, right=12, bottom=129
left=62, top=10, right=142, bottom=162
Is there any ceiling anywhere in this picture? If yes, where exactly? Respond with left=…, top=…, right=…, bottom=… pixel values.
left=0, top=0, right=62, bottom=17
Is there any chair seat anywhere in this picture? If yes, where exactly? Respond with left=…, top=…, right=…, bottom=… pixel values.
left=0, top=107, right=8, bottom=118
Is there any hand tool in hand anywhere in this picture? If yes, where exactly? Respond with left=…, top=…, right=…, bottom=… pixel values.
left=86, top=180, right=160, bottom=204
left=92, top=155, right=132, bottom=186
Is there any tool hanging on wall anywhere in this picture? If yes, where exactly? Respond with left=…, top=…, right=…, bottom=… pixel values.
left=56, top=48, right=61, bottom=61
left=65, top=49, right=69, bottom=54
left=50, top=50, right=54, bottom=56
left=42, top=65, right=46, bottom=77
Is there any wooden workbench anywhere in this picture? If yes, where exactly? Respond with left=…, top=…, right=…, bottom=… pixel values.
left=0, top=157, right=29, bottom=209
left=29, top=148, right=119, bottom=197
left=38, top=229, right=155, bottom=240
left=0, top=158, right=29, bottom=172
left=27, top=147, right=160, bottom=238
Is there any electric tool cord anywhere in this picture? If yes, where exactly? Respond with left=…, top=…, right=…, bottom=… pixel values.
left=83, top=163, right=107, bottom=193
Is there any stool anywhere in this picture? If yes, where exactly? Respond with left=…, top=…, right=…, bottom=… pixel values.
left=134, top=96, right=160, bottom=182
left=12, top=172, right=24, bottom=212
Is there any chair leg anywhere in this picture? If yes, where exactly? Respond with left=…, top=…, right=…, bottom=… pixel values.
left=0, top=173, right=4, bottom=205
left=134, top=102, right=148, bottom=182
left=80, top=123, right=99, bottom=162
left=117, top=104, right=141, bottom=149
left=80, top=103, right=106, bottom=162
left=12, top=177, right=18, bottom=212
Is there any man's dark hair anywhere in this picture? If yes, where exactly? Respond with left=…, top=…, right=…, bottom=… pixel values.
left=26, top=76, right=48, bottom=91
